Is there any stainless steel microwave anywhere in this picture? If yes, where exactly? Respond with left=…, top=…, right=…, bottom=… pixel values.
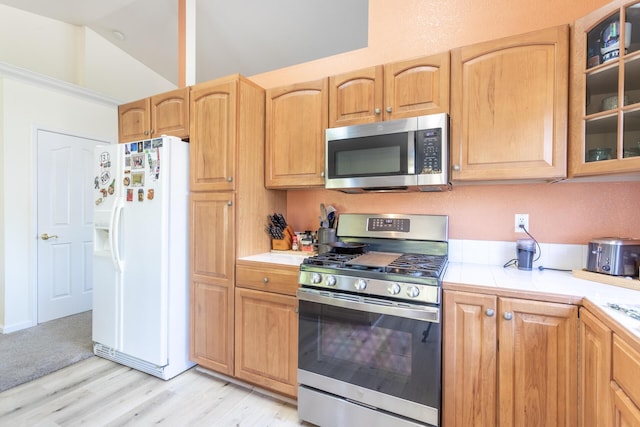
left=325, top=113, right=450, bottom=193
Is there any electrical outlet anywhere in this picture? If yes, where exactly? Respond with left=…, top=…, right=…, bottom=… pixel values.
left=515, top=214, right=529, bottom=233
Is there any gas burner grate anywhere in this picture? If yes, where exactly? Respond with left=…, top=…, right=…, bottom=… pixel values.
left=385, top=254, right=447, bottom=278
left=302, top=252, right=362, bottom=268
left=302, top=252, right=447, bottom=279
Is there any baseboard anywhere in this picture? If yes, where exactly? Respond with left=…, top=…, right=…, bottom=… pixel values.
left=0, top=319, right=36, bottom=334
left=195, top=366, right=298, bottom=407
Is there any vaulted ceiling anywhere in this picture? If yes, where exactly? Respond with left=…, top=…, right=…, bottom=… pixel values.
left=0, top=0, right=368, bottom=85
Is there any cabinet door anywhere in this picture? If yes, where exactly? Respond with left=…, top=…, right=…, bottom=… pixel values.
left=612, top=333, right=640, bottom=413
left=612, top=383, right=640, bottom=427
left=189, top=192, right=235, bottom=375
left=384, top=52, right=450, bottom=121
left=151, top=87, right=190, bottom=140
left=450, top=25, right=569, bottom=181
left=265, top=78, right=327, bottom=188
left=579, top=308, right=612, bottom=427
left=570, top=1, right=640, bottom=177
left=118, top=98, right=150, bottom=143
left=329, top=66, right=383, bottom=127
left=234, top=288, right=298, bottom=397
left=498, top=298, right=578, bottom=427
left=190, top=78, right=237, bottom=192
left=442, top=290, right=497, bottom=427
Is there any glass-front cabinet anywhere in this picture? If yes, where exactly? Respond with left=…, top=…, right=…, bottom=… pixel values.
left=571, top=0, right=640, bottom=176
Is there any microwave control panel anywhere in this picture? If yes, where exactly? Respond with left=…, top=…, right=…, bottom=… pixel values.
left=416, top=128, right=443, bottom=174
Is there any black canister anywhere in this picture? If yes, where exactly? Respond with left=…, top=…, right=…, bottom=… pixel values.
left=516, top=239, right=536, bottom=270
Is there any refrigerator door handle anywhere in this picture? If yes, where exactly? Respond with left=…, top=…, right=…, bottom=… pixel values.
left=110, top=197, right=125, bottom=272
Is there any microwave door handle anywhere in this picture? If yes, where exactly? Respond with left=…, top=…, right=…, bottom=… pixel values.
left=296, top=288, right=440, bottom=323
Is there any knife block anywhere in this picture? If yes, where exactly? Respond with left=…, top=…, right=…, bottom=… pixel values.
left=271, top=225, right=294, bottom=250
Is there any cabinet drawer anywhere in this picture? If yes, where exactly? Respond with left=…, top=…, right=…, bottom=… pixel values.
left=236, top=263, right=299, bottom=296
left=613, top=334, right=640, bottom=408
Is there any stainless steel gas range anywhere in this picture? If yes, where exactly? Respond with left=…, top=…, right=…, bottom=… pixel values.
left=297, top=213, right=448, bottom=427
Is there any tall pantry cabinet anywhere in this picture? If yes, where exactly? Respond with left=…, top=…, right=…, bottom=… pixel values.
left=189, top=74, right=286, bottom=376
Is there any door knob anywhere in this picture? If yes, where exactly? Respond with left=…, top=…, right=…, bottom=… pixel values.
left=40, top=233, right=59, bottom=240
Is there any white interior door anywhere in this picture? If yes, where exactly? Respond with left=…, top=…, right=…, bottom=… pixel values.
left=37, top=130, right=104, bottom=323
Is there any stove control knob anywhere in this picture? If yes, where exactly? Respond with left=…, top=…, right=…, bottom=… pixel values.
left=355, top=279, right=367, bottom=291
left=406, top=286, right=420, bottom=298
left=311, top=273, right=322, bottom=284
left=326, top=275, right=337, bottom=287
left=388, top=283, right=401, bottom=295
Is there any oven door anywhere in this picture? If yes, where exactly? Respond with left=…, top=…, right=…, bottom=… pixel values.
left=297, top=288, right=441, bottom=426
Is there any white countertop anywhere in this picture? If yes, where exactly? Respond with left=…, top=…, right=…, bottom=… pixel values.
left=238, top=251, right=312, bottom=267
left=445, top=262, right=640, bottom=340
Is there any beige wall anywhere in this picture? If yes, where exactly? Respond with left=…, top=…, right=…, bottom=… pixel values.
left=0, top=5, right=176, bottom=102
left=249, top=0, right=640, bottom=245
left=250, top=0, right=612, bottom=89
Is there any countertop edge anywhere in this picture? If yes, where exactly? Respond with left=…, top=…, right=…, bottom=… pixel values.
left=442, top=281, right=585, bottom=305
left=582, top=299, right=640, bottom=353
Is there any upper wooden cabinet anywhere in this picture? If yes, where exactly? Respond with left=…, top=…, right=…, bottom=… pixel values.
left=450, top=25, right=569, bottom=181
left=443, top=290, right=578, bottom=427
left=190, top=78, right=236, bottom=192
left=265, top=78, right=328, bottom=189
left=570, top=0, right=640, bottom=178
left=328, top=52, right=450, bottom=127
left=118, top=87, right=190, bottom=143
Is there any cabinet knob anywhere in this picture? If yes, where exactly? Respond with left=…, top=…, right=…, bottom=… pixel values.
left=150, top=129, right=155, bottom=135
left=144, top=130, right=149, bottom=136
left=374, top=108, right=381, bottom=115
left=227, top=177, right=233, bottom=182
left=320, top=171, right=325, bottom=177
left=453, top=164, right=461, bottom=171
left=503, top=312, right=513, bottom=321
left=263, top=277, right=269, bottom=283
left=386, top=106, right=392, bottom=113
left=485, top=308, right=495, bottom=317
left=227, top=200, right=232, bottom=206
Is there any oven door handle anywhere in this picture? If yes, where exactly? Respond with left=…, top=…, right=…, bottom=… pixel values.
left=296, top=288, right=440, bottom=323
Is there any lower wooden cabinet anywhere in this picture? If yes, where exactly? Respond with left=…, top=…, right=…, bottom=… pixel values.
left=234, top=288, right=298, bottom=397
left=579, top=308, right=640, bottom=427
left=190, top=280, right=234, bottom=375
left=442, top=290, right=497, bottom=426
left=234, top=261, right=299, bottom=397
left=611, top=334, right=640, bottom=426
left=612, top=382, right=640, bottom=427
left=189, top=193, right=235, bottom=376
left=579, top=307, right=612, bottom=427
left=443, top=290, right=578, bottom=427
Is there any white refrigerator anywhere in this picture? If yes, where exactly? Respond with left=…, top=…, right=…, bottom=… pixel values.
left=92, top=135, right=194, bottom=380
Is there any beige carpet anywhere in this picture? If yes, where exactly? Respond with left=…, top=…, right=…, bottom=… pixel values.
left=0, top=310, right=94, bottom=392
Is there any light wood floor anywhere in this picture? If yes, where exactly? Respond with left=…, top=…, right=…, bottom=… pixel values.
left=0, top=356, right=310, bottom=426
